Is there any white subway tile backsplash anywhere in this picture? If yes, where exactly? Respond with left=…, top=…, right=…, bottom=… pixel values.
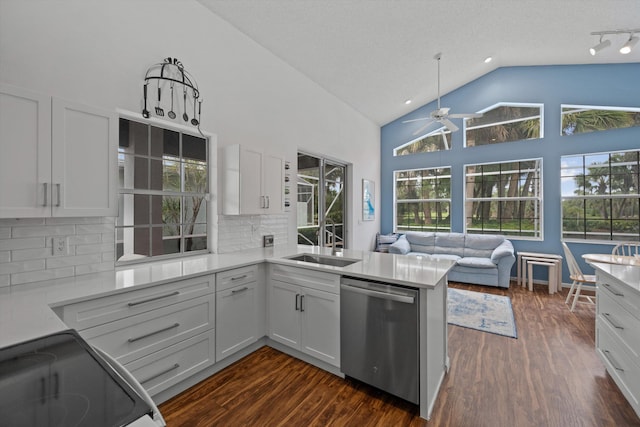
left=217, top=214, right=289, bottom=253
left=0, top=228, right=10, bottom=239
left=76, top=223, right=115, bottom=234
left=0, top=218, right=45, bottom=227
left=12, top=225, right=76, bottom=238
left=0, top=259, right=45, bottom=275
left=11, top=267, right=75, bottom=286
left=0, top=237, right=45, bottom=251
left=2, top=217, right=116, bottom=286
left=0, top=275, right=8, bottom=288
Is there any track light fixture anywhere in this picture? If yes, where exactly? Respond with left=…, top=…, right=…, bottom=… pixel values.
left=589, top=36, right=611, bottom=56
left=620, top=35, right=639, bottom=54
left=590, top=29, right=640, bottom=55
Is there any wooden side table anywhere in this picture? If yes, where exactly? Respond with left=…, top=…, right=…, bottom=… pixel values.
left=517, top=251, right=563, bottom=293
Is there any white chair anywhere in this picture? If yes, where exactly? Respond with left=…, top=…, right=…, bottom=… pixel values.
left=561, top=242, right=596, bottom=312
left=612, top=242, right=639, bottom=257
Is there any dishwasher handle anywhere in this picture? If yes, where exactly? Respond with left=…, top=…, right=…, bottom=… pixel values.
left=341, top=283, right=415, bottom=304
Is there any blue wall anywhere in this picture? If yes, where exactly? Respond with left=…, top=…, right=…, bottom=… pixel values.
left=381, top=63, right=640, bottom=283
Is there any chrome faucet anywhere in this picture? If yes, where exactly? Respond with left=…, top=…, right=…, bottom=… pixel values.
left=318, top=218, right=340, bottom=255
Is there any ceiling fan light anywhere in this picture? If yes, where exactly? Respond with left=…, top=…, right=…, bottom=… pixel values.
left=620, top=36, right=639, bottom=54
left=589, top=38, right=611, bottom=55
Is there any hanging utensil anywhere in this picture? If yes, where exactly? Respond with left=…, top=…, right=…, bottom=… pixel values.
left=182, top=87, right=189, bottom=122
left=197, top=99, right=202, bottom=125
left=167, top=83, right=176, bottom=119
left=142, top=83, right=150, bottom=118
left=155, top=82, right=164, bottom=116
left=191, top=90, right=199, bottom=126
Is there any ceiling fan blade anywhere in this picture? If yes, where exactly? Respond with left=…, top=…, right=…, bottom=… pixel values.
left=440, top=118, right=459, bottom=133
left=412, top=119, right=436, bottom=135
left=402, top=117, right=432, bottom=123
left=449, top=113, right=483, bottom=119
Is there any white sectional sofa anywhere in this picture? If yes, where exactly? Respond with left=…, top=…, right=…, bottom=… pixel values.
left=388, top=232, right=515, bottom=288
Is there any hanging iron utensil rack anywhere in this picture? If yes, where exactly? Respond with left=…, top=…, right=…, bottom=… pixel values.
left=142, top=57, right=202, bottom=128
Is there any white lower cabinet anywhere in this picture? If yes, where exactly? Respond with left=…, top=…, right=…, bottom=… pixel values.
left=60, top=274, right=216, bottom=397
left=268, top=265, right=340, bottom=367
left=215, top=265, right=263, bottom=361
left=595, top=269, right=640, bottom=417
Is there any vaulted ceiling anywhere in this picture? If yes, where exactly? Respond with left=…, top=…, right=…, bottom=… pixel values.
left=198, top=0, right=640, bottom=126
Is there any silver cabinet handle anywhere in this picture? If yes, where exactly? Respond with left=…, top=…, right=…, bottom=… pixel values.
left=260, top=195, right=266, bottom=208
left=603, top=313, right=624, bottom=330
left=55, top=183, right=61, bottom=207
left=295, top=293, right=300, bottom=311
left=266, top=195, right=270, bottom=208
left=231, top=274, right=247, bottom=281
left=603, top=283, right=624, bottom=297
left=231, top=286, right=249, bottom=295
left=300, top=294, right=305, bottom=312
left=603, top=350, right=625, bottom=372
left=140, top=363, right=180, bottom=384
left=128, top=323, right=180, bottom=343
left=128, top=290, right=179, bottom=307
left=42, top=183, right=48, bottom=206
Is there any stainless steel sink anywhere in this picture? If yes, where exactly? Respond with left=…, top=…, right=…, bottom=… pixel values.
left=284, top=253, right=360, bottom=267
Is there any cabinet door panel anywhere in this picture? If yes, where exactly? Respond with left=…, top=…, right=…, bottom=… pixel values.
left=262, top=153, right=283, bottom=214
left=0, top=84, right=51, bottom=217
left=51, top=98, right=117, bottom=216
left=301, top=288, right=340, bottom=367
left=269, top=280, right=301, bottom=348
left=216, top=281, right=258, bottom=361
left=239, top=147, right=263, bottom=214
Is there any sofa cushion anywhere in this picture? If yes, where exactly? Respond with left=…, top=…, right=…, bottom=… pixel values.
left=389, top=235, right=411, bottom=254
left=375, top=232, right=401, bottom=253
left=457, top=257, right=496, bottom=269
left=404, top=232, right=436, bottom=254
left=463, top=234, right=505, bottom=258
left=433, top=232, right=465, bottom=257
left=430, top=253, right=462, bottom=262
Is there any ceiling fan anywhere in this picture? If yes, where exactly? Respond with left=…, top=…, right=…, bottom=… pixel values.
left=403, top=53, right=482, bottom=136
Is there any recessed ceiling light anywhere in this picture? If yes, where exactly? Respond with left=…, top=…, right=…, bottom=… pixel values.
left=404, top=99, right=412, bottom=105
left=484, top=57, right=493, bottom=63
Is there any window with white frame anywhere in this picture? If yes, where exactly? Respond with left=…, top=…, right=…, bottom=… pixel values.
left=465, top=159, right=542, bottom=238
left=464, top=103, right=543, bottom=147
left=561, top=150, right=640, bottom=241
left=393, top=126, right=452, bottom=156
left=116, top=118, right=209, bottom=262
left=561, top=104, right=640, bottom=136
left=395, top=167, right=451, bottom=232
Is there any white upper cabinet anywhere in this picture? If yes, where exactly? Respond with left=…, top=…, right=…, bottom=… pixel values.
left=0, top=83, right=117, bottom=218
left=220, top=144, right=284, bottom=215
left=0, top=84, right=52, bottom=217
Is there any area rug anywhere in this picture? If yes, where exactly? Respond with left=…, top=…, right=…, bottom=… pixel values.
left=447, top=288, right=517, bottom=338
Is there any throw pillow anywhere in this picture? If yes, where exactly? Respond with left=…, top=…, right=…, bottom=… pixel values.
left=375, top=232, right=401, bottom=253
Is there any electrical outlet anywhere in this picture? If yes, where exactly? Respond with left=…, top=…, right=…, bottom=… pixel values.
left=52, top=237, right=66, bottom=256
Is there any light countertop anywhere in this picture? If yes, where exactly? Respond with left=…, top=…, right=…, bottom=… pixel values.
left=587, top=261, right=640, bottom=293
left=0, top=245, right=455, bottom=348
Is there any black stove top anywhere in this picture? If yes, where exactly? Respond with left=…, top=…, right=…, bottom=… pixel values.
left=0, top=330, right=152, bottom=427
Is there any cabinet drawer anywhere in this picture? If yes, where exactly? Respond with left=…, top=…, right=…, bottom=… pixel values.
left=82, top=294, right=214, bottom=365
left=598, top=275, right=640, bottom=317
left=598, top=289, right=640, bottom=361
left=217, top=265, right=258, bottom=292
left=62, top=275, right=215, bottom=330
left=597, top=322, right=640, bottom=410
left=270, top=264, right=340, bottom=294
left=125, top=330, right=215, bottom=397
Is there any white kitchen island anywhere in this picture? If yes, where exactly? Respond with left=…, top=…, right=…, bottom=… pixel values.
left=0, top=245, right=455, bottom=421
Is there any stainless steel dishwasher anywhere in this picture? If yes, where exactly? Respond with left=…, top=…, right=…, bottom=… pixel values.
left=340, top=276, right=419, bottom=404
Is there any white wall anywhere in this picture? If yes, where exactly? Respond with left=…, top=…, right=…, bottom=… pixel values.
left=0, top=0, right=381, bottom=251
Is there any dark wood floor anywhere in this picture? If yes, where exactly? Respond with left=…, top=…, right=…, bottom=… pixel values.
left=159, top=282, right=640, bottom=426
